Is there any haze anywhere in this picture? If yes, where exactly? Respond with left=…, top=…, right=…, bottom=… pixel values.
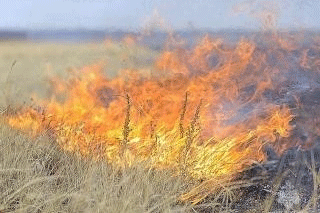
left=0, top=0, right=318, bottom=30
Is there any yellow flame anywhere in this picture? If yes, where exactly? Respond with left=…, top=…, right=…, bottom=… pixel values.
left=7, top=36, right=295, bottom=202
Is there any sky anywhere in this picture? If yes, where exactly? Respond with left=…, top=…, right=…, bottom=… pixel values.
left=0, top=0, right=319, bottom=30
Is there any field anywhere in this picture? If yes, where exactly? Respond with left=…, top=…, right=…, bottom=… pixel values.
left=2, top=33, right=320, bottom=213
left=0, top=41, right=157, bottom=108
left=0, top=40, right=196, bottom=213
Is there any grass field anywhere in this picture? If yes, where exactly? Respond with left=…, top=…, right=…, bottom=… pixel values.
left=2, top=38, right=320, bottom=213
left=0, top=41, right=191, bottom=213
left=0, top=119, right=196, bottom=213
left=0, top=41, right=199, bottom=213
left=0, top=41, right=158, bottom=108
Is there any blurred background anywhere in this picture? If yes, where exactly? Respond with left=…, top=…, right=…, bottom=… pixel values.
left=0, top=0, right=319, bottom=41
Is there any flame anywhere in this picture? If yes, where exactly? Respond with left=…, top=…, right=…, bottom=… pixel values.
left=7, top=35, right=296, bottom=202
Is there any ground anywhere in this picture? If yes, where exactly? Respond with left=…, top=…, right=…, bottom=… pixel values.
left=1, top=38, right=320, bottom=212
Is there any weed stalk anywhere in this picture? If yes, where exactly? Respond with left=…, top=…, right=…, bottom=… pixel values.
left=120, top=94, right=131, bottom=166
left=180, top=99, right=202, bottom=176
left=179, top=92, right=188, bottom=138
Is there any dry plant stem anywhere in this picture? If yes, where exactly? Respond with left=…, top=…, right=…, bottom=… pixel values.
left=3, top=176, right=64, bottom=205
left=120, top=94, right=131, bottom=166
left=181, top=99, right=202, bottom=176
left=179, top=92, right=188, bottom=138
left=311, top=149, right=317, bottom=212
left=263, top=154, right=289, bottom=212
left=146, top=195, right=178, bottom=213
left=149, top=121, right=158, bottom=156
left=186, top=99, right=202, bottom=156
left=181, top=178, right=256, bottom=205
left=26, top=192, right=72, bottom=212
left=302, top=149, right=318, bottom=212
left=0, top=168, right=31, bottom=174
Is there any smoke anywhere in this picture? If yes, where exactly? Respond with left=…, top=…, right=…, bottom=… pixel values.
left=141, top=8, right=172, bottom=36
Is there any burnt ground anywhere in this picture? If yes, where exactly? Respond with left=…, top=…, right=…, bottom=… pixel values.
left=191, top=87, right=320, bottom=212
left=233, top=146, right=319, bottom=212
left=192, top=146, right=320, bottom=212
left=238, top=88, right=320, bottom=212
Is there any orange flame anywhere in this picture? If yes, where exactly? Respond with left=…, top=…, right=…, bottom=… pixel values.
left=7, top=36, right=296, bottom=202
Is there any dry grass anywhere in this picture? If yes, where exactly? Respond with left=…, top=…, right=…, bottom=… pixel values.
left=0, top=41, right=194, bottom=213
left=0, top=41, right=158, bottom=108
left=0, top=120, right=195, bottom=213
left=1, top=40, right=320, bottom=212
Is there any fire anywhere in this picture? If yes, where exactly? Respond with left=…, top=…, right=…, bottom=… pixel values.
left=7, top=35, right=296, bottom=202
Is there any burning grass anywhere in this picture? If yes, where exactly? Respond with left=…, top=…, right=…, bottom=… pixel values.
left=0, top=120, right=194, bottom=212
left=0, top=41, right=158, bottom=108
left=5, top=34, right=305, bottom=204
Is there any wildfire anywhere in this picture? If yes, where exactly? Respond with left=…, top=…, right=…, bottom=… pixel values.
left=7, top=35, right=297, bottom=202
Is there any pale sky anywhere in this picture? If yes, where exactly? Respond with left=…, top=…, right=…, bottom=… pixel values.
left=0, top=0, right=319, bottom=30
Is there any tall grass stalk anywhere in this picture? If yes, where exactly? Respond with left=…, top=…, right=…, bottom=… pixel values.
left=120, top=94, right=131, bottom=166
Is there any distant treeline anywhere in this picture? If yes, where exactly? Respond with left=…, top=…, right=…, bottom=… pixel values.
left=0, top=29, right=133, bottom=42
left=0, top=30, right=27, bottom=40
left=0, top=29, right=319, bottom=48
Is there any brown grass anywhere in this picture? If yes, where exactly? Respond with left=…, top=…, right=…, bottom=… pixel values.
left=0, top=119, right=195, bottom=212
left=1, top=40, right=320, bottom=212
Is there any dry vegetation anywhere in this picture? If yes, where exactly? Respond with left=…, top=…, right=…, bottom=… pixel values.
left=1, top=37, right=320, bottom=213
left=0, top=41, right=195, bottom=213
left=0, top=119, right=194, bottom=213
left=0, top=41, right=157, bottom=108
